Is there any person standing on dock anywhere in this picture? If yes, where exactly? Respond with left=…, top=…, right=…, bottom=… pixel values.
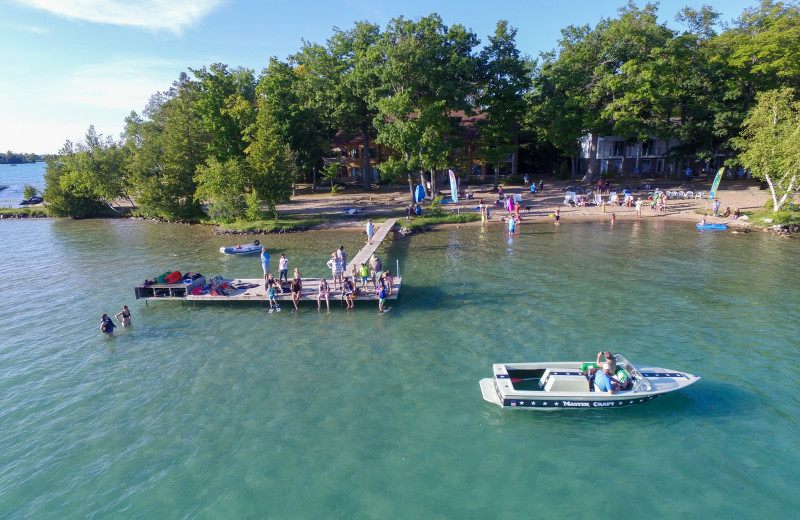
left=369, top=254, right=382, bottom=288
left=278, top=253, right=288, bottom=285
left=261, top=247, right=271, bottom=281
left=327, top=253, right=343, bottom=291
left=366, top=219, right=374, bottom=244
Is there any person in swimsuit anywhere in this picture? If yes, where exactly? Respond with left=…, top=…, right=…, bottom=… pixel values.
left=317, top=278, right=330, bottom=311
left=114, top=305, right=132, bottom=327
left=290, top=270, right=302, bottom=313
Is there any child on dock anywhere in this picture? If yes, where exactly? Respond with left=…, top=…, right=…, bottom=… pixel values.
left=360, top=263, right=369, bottom=290
left=267, top=284, right=280, bottom=313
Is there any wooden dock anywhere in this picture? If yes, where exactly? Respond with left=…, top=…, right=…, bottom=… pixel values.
left=134, top=217, right=401, bottom=305
left=347, top=218, right=397, bottom=273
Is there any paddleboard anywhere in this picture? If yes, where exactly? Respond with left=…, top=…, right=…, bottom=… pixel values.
left=696, top=223, right=728, bottom=230
left=414, top=185, right=425, bottom=203
left=380, top=307, right=392, bottom=314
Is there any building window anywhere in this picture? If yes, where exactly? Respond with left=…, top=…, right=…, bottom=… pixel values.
left=349, top=148, right=359, bottom=158
left=611, top=141, right=624, bottom=157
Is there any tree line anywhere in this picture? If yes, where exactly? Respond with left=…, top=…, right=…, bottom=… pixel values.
left=1, top=151, right=39, bottom=164
left=43, top=1, right=800, bottom=220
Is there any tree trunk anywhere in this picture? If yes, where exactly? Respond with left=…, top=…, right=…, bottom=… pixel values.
left=312, top=166, right=317, bottom=193
left=361, top=129, right=371, bottom=191
left=493, top=161, right=500, bottom=191
left=408, top=174, right=414, bottom=202
left=586, top=133, right=599, bottom=184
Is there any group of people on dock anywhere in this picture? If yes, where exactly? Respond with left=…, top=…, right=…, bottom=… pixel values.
left=259, top=244, right=393, bottom=314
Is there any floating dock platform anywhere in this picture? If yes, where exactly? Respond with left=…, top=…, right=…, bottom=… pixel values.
left=134, top=218, right=401, bottom=306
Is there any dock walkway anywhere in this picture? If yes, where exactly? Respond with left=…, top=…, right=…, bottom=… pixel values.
left=347, top=218, right=397, bottom=273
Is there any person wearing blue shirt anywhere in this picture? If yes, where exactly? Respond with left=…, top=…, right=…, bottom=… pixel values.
left=508, top=216, right=516, bottom=234
left=261, top=247, right=271, bottom=281
left=594, top=364, right=619, bottom=394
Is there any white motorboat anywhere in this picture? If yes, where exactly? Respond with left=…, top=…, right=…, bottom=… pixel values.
left=220, top=241, right=262, bottom=255
left=479, top=354, right=700, bottom=409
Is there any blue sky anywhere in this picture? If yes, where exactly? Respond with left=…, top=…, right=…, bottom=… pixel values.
left=1, top=0, right=757, bottom=154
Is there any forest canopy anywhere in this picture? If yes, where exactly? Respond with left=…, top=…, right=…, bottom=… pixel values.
left=43, top=1, right=800, bottom=219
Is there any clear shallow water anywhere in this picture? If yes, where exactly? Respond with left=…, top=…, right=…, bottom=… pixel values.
left=1, top=218, right=799, bottom=518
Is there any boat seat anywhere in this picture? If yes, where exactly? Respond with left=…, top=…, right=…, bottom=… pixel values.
left=540, top=369, right=590, bottom=392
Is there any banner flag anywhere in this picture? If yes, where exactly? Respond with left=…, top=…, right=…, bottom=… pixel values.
left=448, top=169, right=458, bottom=202
left=708, top=167, right=724, bottom=199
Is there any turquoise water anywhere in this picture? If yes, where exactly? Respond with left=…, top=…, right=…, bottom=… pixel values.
left=1, top=217, right=799, bottom=518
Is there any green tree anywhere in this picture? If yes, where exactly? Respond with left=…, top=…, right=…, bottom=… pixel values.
left=733, top=88, right=800, bottom=211
left=246, top=95, right=297, bottom=219
left=256, top=58, right=328, bottom=186
left=194, top=157, right=250, bottom=221
left=43, top=128, right=126, bottom=217
left=295, top=22, right=382, bottom=191
left=476, top=20, right=530, bottom=190
left=190, top=64, right=256, bottom=162
left=122, top=73, right=210, bottom=220
left=372, top=14, right=479, bottom=200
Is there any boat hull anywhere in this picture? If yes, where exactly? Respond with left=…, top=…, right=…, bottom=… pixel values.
left=480, top=357, right=700, bottom=410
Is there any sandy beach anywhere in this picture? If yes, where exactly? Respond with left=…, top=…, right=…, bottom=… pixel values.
left=277, top=178, right=770, bottom=231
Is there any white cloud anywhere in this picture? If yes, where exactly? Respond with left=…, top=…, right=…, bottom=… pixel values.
left=15, top=0, right=225, bottom=34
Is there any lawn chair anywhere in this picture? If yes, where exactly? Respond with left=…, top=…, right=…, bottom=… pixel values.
left=608, top=191, right=618, bottom=205
left=694, top=191, right=704, bottom=199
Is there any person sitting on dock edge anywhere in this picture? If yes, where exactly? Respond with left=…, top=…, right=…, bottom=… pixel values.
left=317, top=278, right=331, bottom=311
left=290, top=269, right=302, bottom=313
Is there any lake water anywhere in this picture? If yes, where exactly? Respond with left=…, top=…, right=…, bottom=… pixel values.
left=1, top=174, right=799, bottom=517
left=0, top=163, right=46, bottom=208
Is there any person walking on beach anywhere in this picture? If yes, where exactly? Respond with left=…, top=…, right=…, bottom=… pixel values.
left=278, top=253, right=288, bottom=285
left=260, top=247, right=271, bottom=281
left=366, top=219, right=374, bottom=244
left=635, top=197, right=643, bottom=218
left=554, top=208, right=560, bottom=225
left=100, top=313, right=115, bottom=335
left=115, top=305, right=132, bottom=327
